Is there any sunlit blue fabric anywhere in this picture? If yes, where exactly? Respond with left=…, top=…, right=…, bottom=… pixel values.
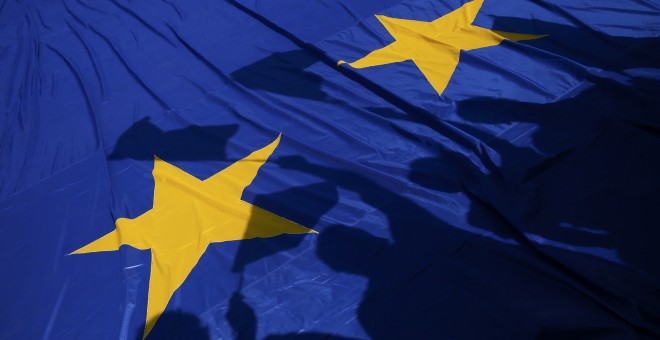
left=1, top=0, right=659, bottom=338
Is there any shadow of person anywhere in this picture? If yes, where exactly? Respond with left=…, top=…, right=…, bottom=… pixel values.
left=411, top=116, right=660, bottom=338
left=454, top=36, right=660, bottom=252
left=266, top=156, right=641, bottom=338
left=418, top=18, right=660, bottom=336
left=137, top=310, right=209, bottom=340
left=225, top=180, right=339, bottom=338
left=108, top=117, right=239, bottom=161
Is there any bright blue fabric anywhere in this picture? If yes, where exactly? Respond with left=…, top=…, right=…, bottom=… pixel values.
left=1, top=0, right=659, bottom=338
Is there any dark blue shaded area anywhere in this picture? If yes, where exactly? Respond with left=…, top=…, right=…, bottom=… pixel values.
left=227, top=152, right=658, bottom=338
left=109, top=118, right=239, bottom=161
left=490, top=17, right=660, bottom=72
left=231, top=49, right=326, bottom=100
left=142, top=310, right=209, bottom=340
left=225, top=292, right=257, bottom=340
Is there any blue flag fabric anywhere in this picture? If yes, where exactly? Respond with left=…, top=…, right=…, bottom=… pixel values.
left=1, top=0, right=659, bottom=338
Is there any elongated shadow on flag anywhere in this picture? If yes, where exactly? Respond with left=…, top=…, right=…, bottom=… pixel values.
left=454, top=64, right=660, bottom=266
left=137, top=310, right=209, bottom=340
left=407, top=131, right=660, bottom=337
left=224, top=181, right=338, bottom=339
left=490, top=17, right=660, bottom=72
left=108, top=117, right=239, bottom=161
left=231, top=49, right=326, bottom=100
left=231, top=181, right=338, bottom=274
left=225, top=292, right=257, bottom=340
left=455, top=85, right=660, bottom=290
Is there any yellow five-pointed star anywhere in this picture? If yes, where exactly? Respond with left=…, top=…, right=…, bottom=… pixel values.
left=71, top=135, right=315, bottom=339
left=338, top=0, right=544, bottom=95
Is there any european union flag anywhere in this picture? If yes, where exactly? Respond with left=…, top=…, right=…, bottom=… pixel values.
left=1, top=0, right=659, bottom=338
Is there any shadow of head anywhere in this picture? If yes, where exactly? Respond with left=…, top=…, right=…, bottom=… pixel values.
left=225, top=292, right=257, bottom=340
left=139, top=310, right=209, bottom=340
left=231, top=49, right=326, bottom=100
left=109, top=117, right=239, bottom=161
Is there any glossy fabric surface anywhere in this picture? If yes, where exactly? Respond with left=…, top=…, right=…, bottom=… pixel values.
left=1, top=0, right=659, bottom=339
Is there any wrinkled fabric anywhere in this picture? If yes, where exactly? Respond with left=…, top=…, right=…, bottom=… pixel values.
left=1, top=0, right=659, bottom=339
